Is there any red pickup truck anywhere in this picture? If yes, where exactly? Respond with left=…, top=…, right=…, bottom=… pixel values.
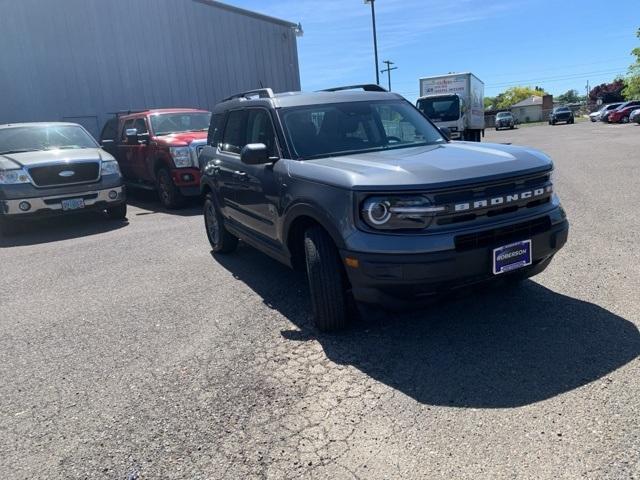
left=100, top=108, right=211, bottom=208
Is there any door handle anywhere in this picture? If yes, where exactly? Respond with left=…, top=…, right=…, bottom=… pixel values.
left=233, top=170, right=248, bottom=179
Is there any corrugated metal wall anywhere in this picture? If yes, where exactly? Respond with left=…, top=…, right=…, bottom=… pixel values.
left=0, top=0, right=301, bottom=136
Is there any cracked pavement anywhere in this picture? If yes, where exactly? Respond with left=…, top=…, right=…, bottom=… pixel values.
left=1, top=121, right=639, bottom=479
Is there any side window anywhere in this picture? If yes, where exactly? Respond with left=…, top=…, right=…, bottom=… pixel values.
left=207, top=113, right=225, bottom=147
left=100, top=118, right=118, bottom=142
left=133, top=118, right=148, bottom=135
left=221, top=110, right=246, bottom=154
left=246, top=109, right=277, bottom=156
left=121, top=119, right=134, bottom=142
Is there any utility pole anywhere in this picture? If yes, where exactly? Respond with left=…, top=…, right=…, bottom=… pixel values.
left=381, top=60, right=397, bottom=91
left=364, top=0, right=380, bottom=85
left=585, top=80, right=590, bottom=104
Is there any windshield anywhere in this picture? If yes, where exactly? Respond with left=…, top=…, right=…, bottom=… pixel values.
left=150, top=112, right=212, bottom=136
left=416, top=95, right=460, bottom=122
left=0, top=125, right=97, bottom=154
left=280, top=100, right=445, bottom=159
left=555, top=107, right=570, bottom=113
left=496, top=112, right=511, bottom=118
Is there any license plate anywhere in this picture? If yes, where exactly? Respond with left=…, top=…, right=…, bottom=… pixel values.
left=61, top=198, right=85, bottom=211
left=493, top=240, right=532, bottom=275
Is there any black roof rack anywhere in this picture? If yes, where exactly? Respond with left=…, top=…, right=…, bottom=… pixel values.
left=319, top=84, right=388, bottom=93
left=108, top=110, right=146, bottom=117
left=222, top=88, right=275, bottom=102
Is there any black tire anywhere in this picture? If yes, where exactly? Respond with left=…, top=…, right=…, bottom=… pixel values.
left=204, top=193, right=238, bottom=253
left=156, top=168, right=186, bottom=209
left=622, top=116, right=629, bottom=124
left=105, top=202, right=127, bottom=220
left=304, top=225, right=348, bottom=332
left=510, top=124, right=514, bottom=129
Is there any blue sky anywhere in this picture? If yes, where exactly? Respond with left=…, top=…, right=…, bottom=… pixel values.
left=230, top=0, right=639, bottom=102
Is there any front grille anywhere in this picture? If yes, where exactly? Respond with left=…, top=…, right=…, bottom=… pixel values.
left=432, top=172, right=552, bottom=226
left=28, top=162, right=100, bottom=187
left=454, top=216, right=551, bottom=252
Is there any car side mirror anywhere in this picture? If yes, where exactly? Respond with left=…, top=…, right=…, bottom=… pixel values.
left=125, top=128, right=139, bottom=144
left=438, top=126, right=451, bottom=140
left=241, top=143, right=271, bottom=165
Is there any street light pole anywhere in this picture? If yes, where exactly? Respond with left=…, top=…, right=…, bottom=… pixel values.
left=364, top=0, right=380, bottom=85
left=381, top=60, right=397, bottom=91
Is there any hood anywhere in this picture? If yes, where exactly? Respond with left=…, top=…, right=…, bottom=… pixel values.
left=153, top=131, right=208, bottom=146
left=287, top=142, right=553, bottom=191
left=1, top=147, right=111, bottom=168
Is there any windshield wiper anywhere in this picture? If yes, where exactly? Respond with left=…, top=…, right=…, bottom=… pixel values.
left=0, top=148, right=41, bottom=155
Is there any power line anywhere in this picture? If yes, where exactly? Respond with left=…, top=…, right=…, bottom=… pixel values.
left=381, top=60, right=398, bottom=91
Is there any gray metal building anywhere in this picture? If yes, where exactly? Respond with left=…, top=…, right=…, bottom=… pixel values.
left=0, top=0, right=301, bottom=137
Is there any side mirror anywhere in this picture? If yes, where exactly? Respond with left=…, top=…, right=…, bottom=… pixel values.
left=240, top=143, right=270, bottom=165
left=439, top=126, right=451, bottom=140
left=125, top=128, right=138, bottom=144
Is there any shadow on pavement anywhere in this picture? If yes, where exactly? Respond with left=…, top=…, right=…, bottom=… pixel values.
left=0, top=212, right=128, bottom=248
left=125, top=189, right=202, bottom=217
left=213, top=244, right=640, bottom=409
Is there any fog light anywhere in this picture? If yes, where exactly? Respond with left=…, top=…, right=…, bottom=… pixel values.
left=108, top=190, right=118, bottom=199
left=19, top=201, right=31, bottom=211
left=182, top=173, right=193, bottom=182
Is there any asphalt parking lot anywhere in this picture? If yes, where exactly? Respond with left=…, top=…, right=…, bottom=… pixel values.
left=1, top=120, right=639, bottom=480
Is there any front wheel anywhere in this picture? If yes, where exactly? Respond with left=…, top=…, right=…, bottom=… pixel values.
left=204, top=193, right=238, bottom=253
left=622, top=116, right=629, bottom=124
left=156, top=168, right=186, bottom=209
left=304, top=226, right=349, bottom=332
left=105, top=203, right=127, bottom=220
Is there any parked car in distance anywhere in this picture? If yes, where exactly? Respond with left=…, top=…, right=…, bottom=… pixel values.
left=199, top=85, right=569, bottom=331
left=630, top=108, right=640, bottom=124
left=607, top=101, right=640, bottom=123
left=589, top=102, right=622, bottom=122
left=0, top=122, right=126, bottom=234
left=100, top=108, right=211, bottom=208
left=549, top=106, right=574, bottom=125
left=495, top=111, right=516, bottom=130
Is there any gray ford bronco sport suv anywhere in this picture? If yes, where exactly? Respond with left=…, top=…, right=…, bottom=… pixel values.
left=199, top=85, right=569, bottom=331
left=0, top=122, right=126, bottom=234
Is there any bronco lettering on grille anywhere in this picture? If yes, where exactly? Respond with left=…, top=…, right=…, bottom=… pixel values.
left=453, top=185, right=552, bottom=212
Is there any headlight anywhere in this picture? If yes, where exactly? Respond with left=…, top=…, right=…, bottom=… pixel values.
left=170, top=147, right=191, bottom=168
left=100, top=160, right=121, bottom=176
left=361, top=195, right=444, bottom=230
left=0, top=168, right=31, bottom=185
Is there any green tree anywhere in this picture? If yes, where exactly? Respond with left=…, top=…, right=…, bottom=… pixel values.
left=622, top=28, right=640, bottom=99
left=495, top=86, right=548, bottom=109
left=556, top=89, right=581, bottom=104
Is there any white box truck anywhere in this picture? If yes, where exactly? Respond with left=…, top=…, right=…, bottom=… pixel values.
left=417, top=73, right=485, bottom=142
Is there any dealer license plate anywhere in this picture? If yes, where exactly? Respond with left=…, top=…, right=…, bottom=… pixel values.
left=61, top=198, right=85, bottom=211
left=492, top=240, right=532, bottom=275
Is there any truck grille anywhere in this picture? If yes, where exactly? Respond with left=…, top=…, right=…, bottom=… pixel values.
left=432, top=172, right=552, bottom=227
left=454, top=216, right=551, bottom=252
left=28, top=162, right=100, bottom=187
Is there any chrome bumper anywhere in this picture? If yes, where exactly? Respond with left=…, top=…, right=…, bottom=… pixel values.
left=2, top=186, right=124, bottom=215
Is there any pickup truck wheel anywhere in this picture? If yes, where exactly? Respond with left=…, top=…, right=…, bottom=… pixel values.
left=304, top=226, right=348, bottom=332
left=204, top=193, right=238, bottom=253
left=156, top=168, right=185, bottom=209
left=105, top=203, right=127, bottom=220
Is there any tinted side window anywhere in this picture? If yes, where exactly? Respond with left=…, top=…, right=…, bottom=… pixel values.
left=100, top=118, right=118, bottom=141
left=221, top=111, right=246, bottom=154
left=208, top=113, right=225, bottom=146
left=121, top=119, right=134, bottom=141
left=246, top=109, right=277, bottom=156
left=133, top=118, right=148, bottom=134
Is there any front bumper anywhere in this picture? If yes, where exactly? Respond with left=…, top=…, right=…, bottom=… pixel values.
left=341, top=210, right=569, bottom=309
left=0, top=185, right=125, bottom=218
left=171, top=168, right=202, bottom=196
